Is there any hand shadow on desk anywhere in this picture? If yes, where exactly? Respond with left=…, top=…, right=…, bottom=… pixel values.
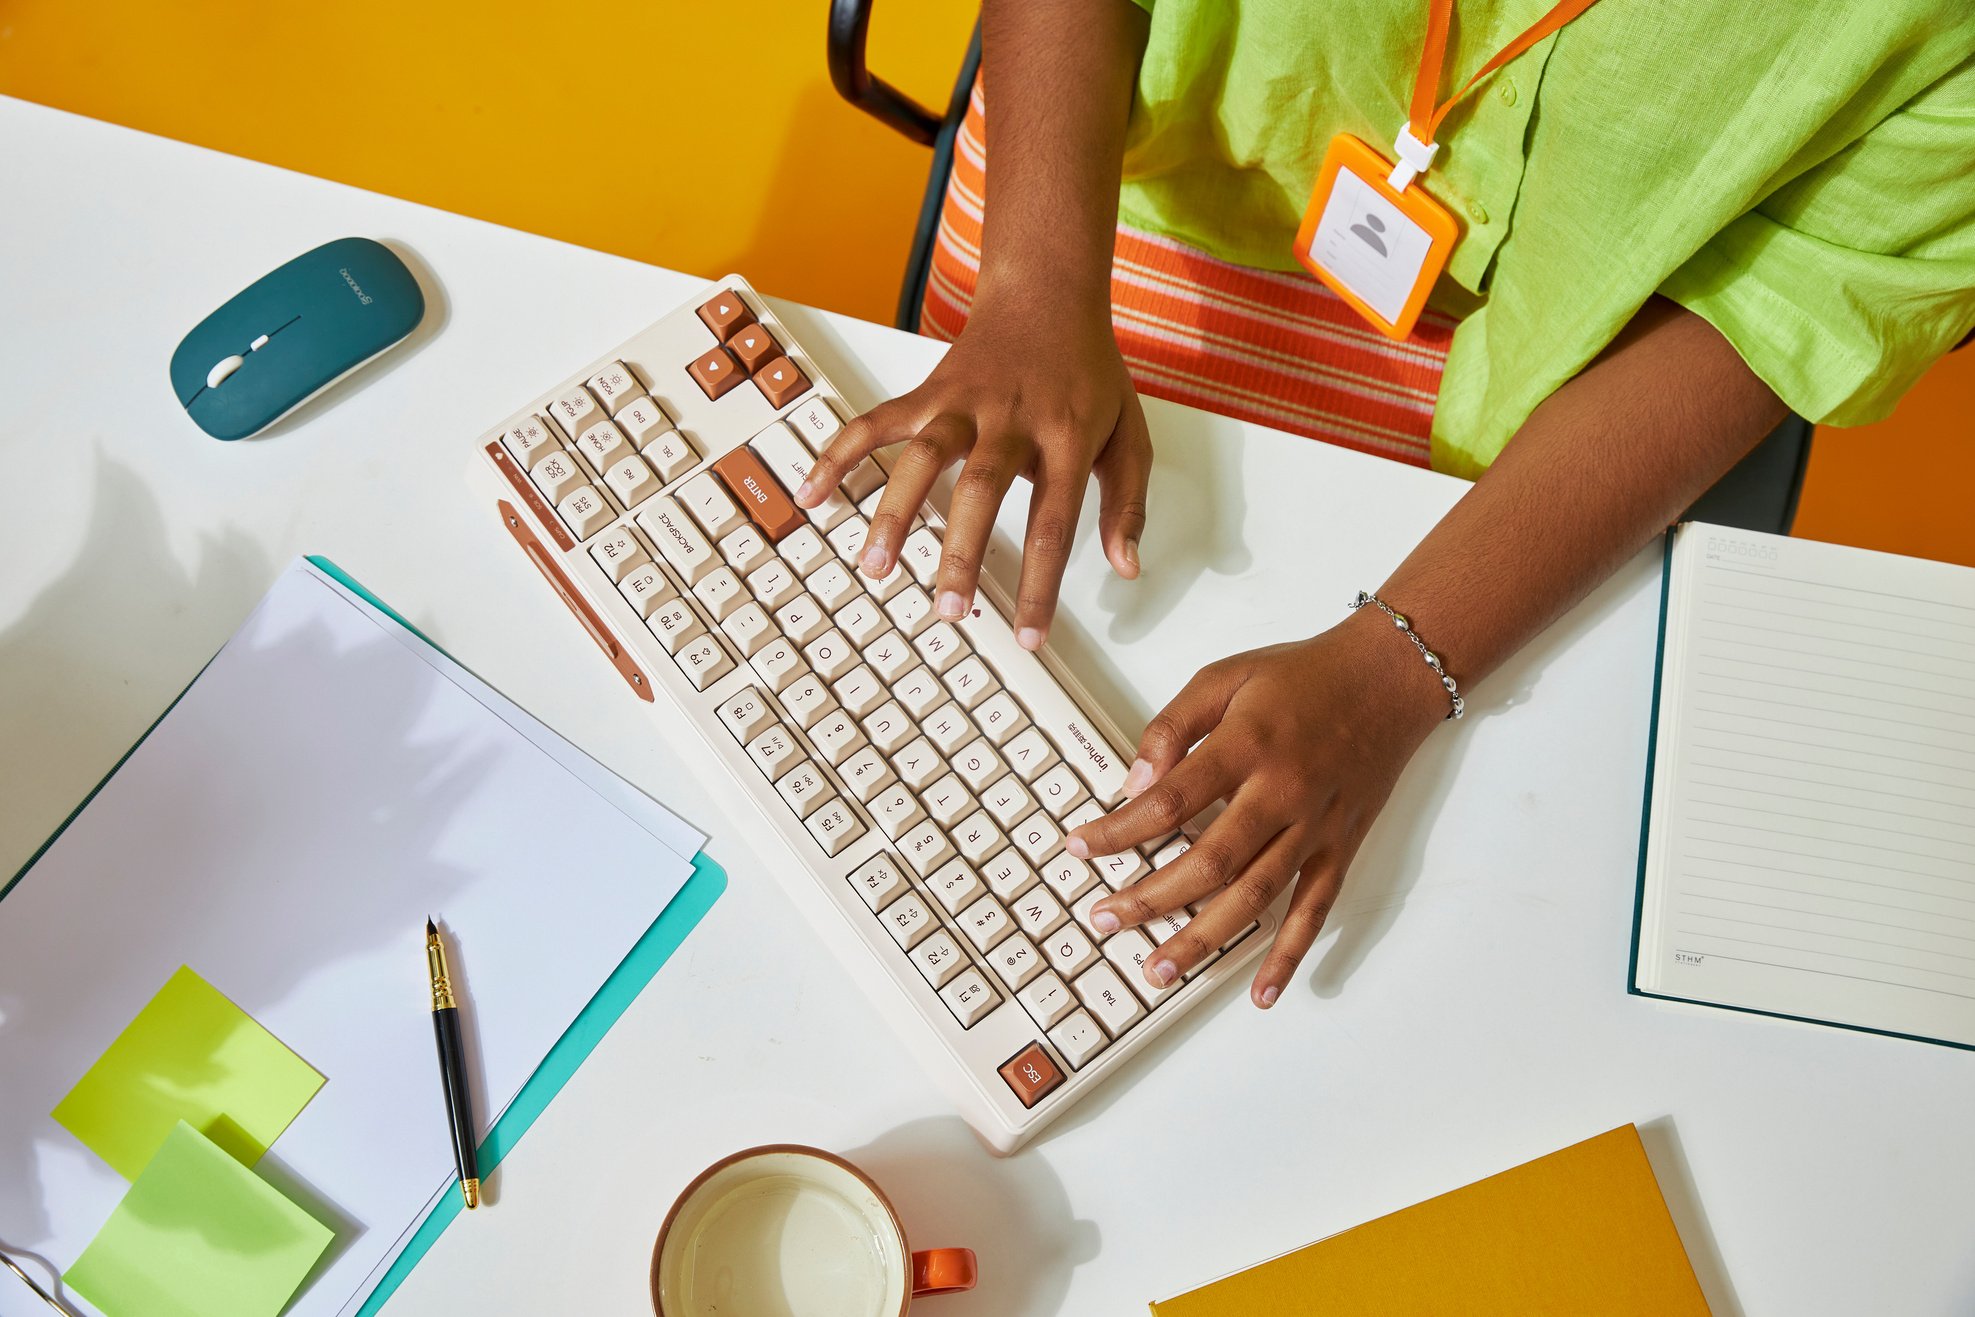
left=1091, top=400, right=1253, bottom=648
left=0, top=453, right=271, bottom=849
left=843, top=1117, right=1097, bottom=1316
left=1303, top=538, right=1651, bottom=997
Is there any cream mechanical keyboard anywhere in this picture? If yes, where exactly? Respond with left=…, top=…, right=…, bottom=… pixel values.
left=468, top=276, right=1271, bottom=1153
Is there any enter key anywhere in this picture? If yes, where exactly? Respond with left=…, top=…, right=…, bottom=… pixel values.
left=713, top=445, right=805, bottom=541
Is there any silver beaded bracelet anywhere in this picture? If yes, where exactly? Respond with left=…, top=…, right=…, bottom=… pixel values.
left=1349, top=591, right=1466, bottom=720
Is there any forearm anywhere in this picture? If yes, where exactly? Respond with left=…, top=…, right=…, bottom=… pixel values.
left=975, top=0, right=1148, bottom=319
left=1378, top=297, right=1788, bottom=695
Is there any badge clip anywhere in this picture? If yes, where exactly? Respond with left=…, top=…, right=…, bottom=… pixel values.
left=1387, top=126, right=1441, bottom=192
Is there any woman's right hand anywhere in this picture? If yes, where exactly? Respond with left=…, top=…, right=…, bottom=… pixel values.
left=794, top=288, right=1151, bottom=651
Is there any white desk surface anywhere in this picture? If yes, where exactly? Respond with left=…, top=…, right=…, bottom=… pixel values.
left=2, top=97, right=1968, bottom=1316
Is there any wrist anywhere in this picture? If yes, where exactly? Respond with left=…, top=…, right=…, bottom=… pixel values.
left=973, top=256, right=1113, bottom=334
left=1335, top=603, right=1459, bottom=738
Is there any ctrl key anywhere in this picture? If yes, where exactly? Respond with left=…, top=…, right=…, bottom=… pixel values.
left=997, top=1041, right=1064, bottom=1109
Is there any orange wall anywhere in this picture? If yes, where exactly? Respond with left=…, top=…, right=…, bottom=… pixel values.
left=3, top=1, right=1968, bottom=565
left=1797, top=345, right=1975, bottom=567
left=0, top=1, right=978, bottom=325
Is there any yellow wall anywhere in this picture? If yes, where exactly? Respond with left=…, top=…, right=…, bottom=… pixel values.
left=0, top=1, right=978, bottom=324
left=4, top=0, right=1968, bottom=565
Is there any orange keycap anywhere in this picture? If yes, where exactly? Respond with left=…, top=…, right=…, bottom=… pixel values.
left=752, top=354, right=810, bottom=408
left=697, top=289, right=755, bottom=340
left=728, top=323, right=779, bottom=373
left=997, top=1042, right=1063, bottom=1109
left=688, top=346, right=744, bottom=400
left=713, top=445, right=805, bottom=541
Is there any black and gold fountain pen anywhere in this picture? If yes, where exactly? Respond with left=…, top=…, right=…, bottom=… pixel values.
left=425, top=918, right=480, bottom=1209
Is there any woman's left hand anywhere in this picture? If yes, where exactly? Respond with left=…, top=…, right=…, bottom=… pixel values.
left=1065, top=607, right=1451, bottom=1007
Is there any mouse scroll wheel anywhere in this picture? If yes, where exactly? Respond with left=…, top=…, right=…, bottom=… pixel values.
left=206, top=355, right=247, bottom=389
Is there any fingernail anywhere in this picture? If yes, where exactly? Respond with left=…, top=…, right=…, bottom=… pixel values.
left=860, top=546, right=888, bottom=575
left=1017, top=626, right=1044, bottom=651
left=1260, top=984, right=1280, bottom=1007
left=794, top=480, right=816, bottom=504
left=1092, top=909, right=1119, bottom=934
left=1148, top=960, right=1177, bottom=986
left=1064, top=834, right=1089, bottom=859
left=936, top=590, right=967, bottom=620
left=1123, top=538, right=1140, bottom=572
left=1122, top=759, right=1154, bottom=796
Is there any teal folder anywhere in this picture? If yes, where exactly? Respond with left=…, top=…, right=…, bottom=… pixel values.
left=4, top=558, right=725, bottom=1313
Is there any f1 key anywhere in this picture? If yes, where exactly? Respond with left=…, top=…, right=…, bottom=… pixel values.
left=713, top=446, right=804, bottom=540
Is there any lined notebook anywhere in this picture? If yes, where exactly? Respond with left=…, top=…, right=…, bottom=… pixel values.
left=1634, top=523, right=1975, bottom=1049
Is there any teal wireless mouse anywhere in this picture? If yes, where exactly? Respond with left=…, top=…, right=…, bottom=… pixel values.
left=171, top=237, right=425, bottom=440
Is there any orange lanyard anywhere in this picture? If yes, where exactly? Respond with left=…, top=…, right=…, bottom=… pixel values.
left=1409, top=0, right=1604, bottom=148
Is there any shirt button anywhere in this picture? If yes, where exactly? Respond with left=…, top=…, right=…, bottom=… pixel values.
left=1466, top=200, right=1490, bottom=225
left=1497, top=78, right=1518, bottom=106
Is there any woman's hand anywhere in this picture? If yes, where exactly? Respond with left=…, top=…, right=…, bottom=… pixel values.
left=793, top=290, right=1150, bottom=651
left=1064, top=608, right=1450, bottom=1007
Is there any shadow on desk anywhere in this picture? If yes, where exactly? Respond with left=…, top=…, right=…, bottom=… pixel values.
left=0, top=452, right=272, bottom=874
left=1304, top=546, right=1654, bottom=999
left=843, top=1117, right=1097, bottom=1316
left=1639, top=1116, right=1744, bottom=1317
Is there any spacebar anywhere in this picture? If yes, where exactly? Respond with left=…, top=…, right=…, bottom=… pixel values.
left=957, top=601, right=1128, bottom=806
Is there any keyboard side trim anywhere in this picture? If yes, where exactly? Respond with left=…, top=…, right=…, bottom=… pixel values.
left=499, top=499, right=654, bottom=702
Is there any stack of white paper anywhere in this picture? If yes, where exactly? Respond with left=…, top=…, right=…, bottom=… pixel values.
left=0, top=561, right=703, bottom=1316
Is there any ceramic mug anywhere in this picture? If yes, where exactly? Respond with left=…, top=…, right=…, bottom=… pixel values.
left=651, top=1144, right=978, bottom=1317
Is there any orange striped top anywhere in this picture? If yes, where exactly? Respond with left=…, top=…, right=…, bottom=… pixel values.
left=920, top=83, right=1457, bottom=469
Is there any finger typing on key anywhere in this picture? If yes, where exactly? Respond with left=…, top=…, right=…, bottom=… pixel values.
left=790, top=313, right=1151, bottom=653
left=1065, top=621, right=1446, bottom=1009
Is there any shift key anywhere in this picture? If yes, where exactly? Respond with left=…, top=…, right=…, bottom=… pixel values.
left=713, top=446, right=805, bottom=541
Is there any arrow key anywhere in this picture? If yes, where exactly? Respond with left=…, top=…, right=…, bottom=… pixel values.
left=752, top=354, right=811, bottom=408
left=727, top=323, right=780, bottom=372
left=688, top=346, right=744, bottom=400
left=696, top=288, right=755, bottom=340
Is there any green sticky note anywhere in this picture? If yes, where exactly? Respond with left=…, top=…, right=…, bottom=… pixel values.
left=52, top=966, right=324, bottom=1179
left=65, top=1120, right=334, bottom=1317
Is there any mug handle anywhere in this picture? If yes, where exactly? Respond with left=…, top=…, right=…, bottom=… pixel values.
left=911, top=1248, right=978, bottom=1296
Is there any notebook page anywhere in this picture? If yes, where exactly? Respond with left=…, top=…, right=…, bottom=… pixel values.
left=1644, top=527, right=1975, bottom=1047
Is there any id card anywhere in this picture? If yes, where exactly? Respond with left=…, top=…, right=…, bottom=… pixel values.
left=1295, top=134, right=1460, bottom=340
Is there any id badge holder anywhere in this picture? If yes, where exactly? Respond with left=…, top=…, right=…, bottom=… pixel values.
left=1294, top=132, right=1460, bottom=341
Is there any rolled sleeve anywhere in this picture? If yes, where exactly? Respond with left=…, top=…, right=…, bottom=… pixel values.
left=1660, top=55, right=1975, bottom=427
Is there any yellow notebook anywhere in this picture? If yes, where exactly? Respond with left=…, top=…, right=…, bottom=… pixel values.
left=1150, top=1126, right=1710, bottom=1316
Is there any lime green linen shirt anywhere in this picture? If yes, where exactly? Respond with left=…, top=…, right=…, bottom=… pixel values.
left=1120, top=1, right=1975, bottom=477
